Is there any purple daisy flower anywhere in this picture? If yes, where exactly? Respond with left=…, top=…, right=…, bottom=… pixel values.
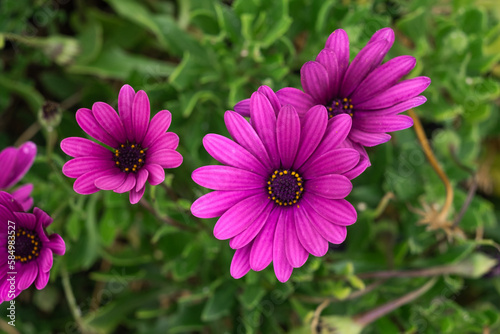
left=191, top=87, right=361, bottom=282
left=0, top=142, right=37, bottom=211
left=61, top=85, right=183, bottom=204
left=235, top=27, right=430, bottom=148
left=0, top=191, right=65, bottom=302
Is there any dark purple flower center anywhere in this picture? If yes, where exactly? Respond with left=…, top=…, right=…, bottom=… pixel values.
left=327, top=98, right=354, bottom=118
left=11, top=227, right=41, bottom=263
left=113, top=143, right=146, bottom=173
left=267, top=169, right=304, bottom=206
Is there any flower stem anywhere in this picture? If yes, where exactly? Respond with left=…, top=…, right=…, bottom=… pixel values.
left=373, top=192, right=395, bottom=218
left=357, top=265, right=456, bottom=279
left=139, top=198, right=200, bottom=232
left=297, top=280, right=385, bottom=304
left=61, top=266, right=85, bottom=332
left=0, top=318, right=20, bottom=334
left=14, top=122, right=41, bottom=147
left=354, top=278, right=437, bottom=327
left=408, top=109, right=453, bottom=222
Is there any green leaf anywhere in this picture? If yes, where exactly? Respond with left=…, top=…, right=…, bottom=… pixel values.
left=201, top=283, right=237, bottom=321
left=239, top=284, right=266, bottom=310
left=65, top=212, right=82, bottom=241
left=167, top=301, right=205, bottom=333
left=99, top=209, right=119, bottom=247
left=84, top=289, right=169, bottom=332
left=68, top=47, right=175, bottom=80
left=173, top=242, right=204, bottom=280
left=74, top=19, right=103, bottom=65
left=106, top=0, right=165, bottom=44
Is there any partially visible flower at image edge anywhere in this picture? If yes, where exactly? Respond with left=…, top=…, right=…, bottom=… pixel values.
left=191, top=87, right=362, bottom=282
left=61, top=84, right=183, bottom=204
left=0, top=191, right=65, bottom=302
left=235, top=27, right=431, bottom=148
left=0, top=142, right=37, bottom=211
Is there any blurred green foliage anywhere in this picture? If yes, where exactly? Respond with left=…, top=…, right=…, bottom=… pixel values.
left=1, top=0, right=500, bottom=333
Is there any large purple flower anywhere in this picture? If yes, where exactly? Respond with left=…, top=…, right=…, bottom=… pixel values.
left=61, top=85, right=183, bottom=204
left=235, top=27, right=430, bottom=148
left=0, top=142, right=37, bottom=211
left=0, top=192, right=65, bottom=303
left=191, top=87, right=362, bottom=282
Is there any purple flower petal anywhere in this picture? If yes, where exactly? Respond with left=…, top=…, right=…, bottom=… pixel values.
left=277, top=105, right=300, bottom=169
left=118, top=84, right=136, bottom=142
left=294, top=208, right=328, bottom=257
left=325, top=29, right=350, bottom=81
left=234, top=98, right=250, bottom=117
left=92, top=102, right=127, bottom=144
left=2, top=142, right=37, bottom=189
left=292, top=105, right=328, bottom=169
left=192, top=166, right=265, bottom=191
left=302, top=201, right=347, bottom=244
left=250, top=207, right=280, bottom=271
left=94, top=172, right=127, bottom=191
left=342, top=155, right=370, bottom=180
left=213, top=193, right=269, bottom=240
left=273, top=212, right=293, bottom=283
left=35, top=271, right=50, bottom=290
left=348, top=128, right=391, bottom=147
left=191, top=189, right=262, bottom=219
left=355, top=96, right=427, bottom=117
left=341, top=39, right=389, bottom=98
left=38, top=248, right=53, bottom=272
left=60, top=137, right=111, bottom=158
left=0, top=148, right=16, bottom=188
left=113, top=173, right=136, bottom=193
left=307, top=174, right=353, bottom=199
left=230, top=242, right=252, bottom=279
left=301, top=114, right=352, bottom=169
left=33, top=207, right=52, bottom=228
left=303, top=193, right=357, bottom=226
left=11, top=184, right=34, bottom=211
left=142, top=110, right=172, bottom=148
left=149, top=132, right=180, bottom=151
left=144, top=164, right=165, bottom=185
left=316, top=48, right=340, bottom=96
left=147, top=149, right=183, bottom=169
left=46, top=234, right=65, bottom=255
left=285, top=209, right=309, bottom=268
left=367, top=27, right=395, bottom=65
left=203, top=134, right=267, bottom=176
left=250, top=91, right=280, bottom=168
left=350, top=55, right=416, bottom=104
left=35, top=216, right=49, bottom=243
left=275, top=87, right=315, bottom=117
left=356, top=77, right=431, bottom=110
left=230, top=202, right=273, bottom=249
left=73, top=168, right=118, bottom=195
left=14, top=212, right=36, bottom=230
left=135, top=169, right=149, bottom=192
left=224, top=111, right=272, bottom=169
left=62, top=157, right=116, bottom=178
left=76, top=108, right=119, bottom=148
left=17, top=261, right=38, bottom=290
left=258, top=85, right=281, bottom=116
left=302, top=148, right=360, bottom=178
left=300, top=61, right=330, bottom=105
left=132, top=90, right=150, bottom=143
left=0, top=204, right=15, bottom=234
left=353, top=114, right=413, bottom=132
left=129, top=186, right=146, bottom=204
left=0, top=193, right=23, bottom=213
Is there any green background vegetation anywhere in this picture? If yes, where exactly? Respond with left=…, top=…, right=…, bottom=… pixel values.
left=1, top=0, right=500, bottom=333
